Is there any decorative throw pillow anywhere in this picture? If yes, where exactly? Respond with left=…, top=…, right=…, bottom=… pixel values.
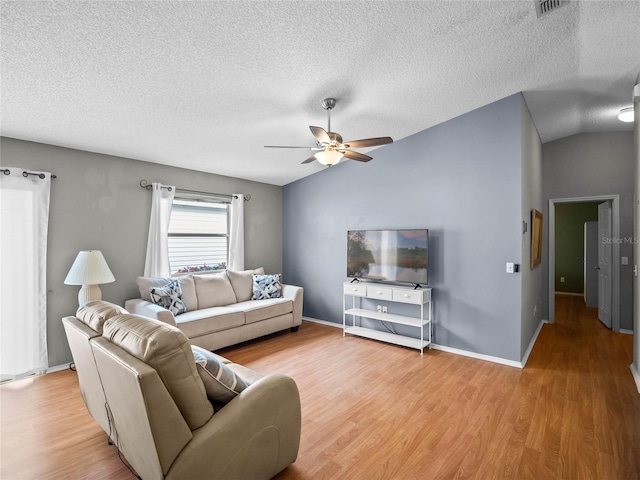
left=252, top=274, right=282, bottom=300
left=191, top=345, right=250, bottom=403
left=150, top=280, right=187, bottom=316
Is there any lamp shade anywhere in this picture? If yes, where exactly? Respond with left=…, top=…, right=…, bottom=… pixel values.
left=315, top=149, right=344, bottom=166
left=64, top=250, right=115, bottom=286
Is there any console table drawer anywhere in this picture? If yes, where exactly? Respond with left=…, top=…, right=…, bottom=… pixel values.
left=393, top=288, right=430, bottom=304
left=367, top=286, right=393, bottom=300
left=344, top=284, right=367, bottom=296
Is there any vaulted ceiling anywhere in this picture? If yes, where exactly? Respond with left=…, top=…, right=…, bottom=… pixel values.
left=2, top=1, right=639, bottom=186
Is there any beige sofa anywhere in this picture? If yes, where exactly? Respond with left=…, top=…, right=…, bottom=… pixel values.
left=62, top=301, right=301, bottom=480
left=124, top=268, right=303, bottom=351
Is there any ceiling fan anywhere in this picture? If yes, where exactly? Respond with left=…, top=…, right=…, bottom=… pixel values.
left=264, top=98, right=393, bottom=166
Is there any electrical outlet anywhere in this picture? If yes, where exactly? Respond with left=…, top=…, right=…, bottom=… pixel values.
left=560, top=277, right=565, bottom=282
left=382, top=306, right=388, bottom=313
left=376, top=305, right=382, bottom=312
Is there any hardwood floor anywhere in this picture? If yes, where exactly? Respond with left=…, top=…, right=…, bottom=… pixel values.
left=1, top=295, right=638, bottom=479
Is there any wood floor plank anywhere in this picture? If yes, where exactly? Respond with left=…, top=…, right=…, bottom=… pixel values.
left=1, top=295, right=638, bottom=479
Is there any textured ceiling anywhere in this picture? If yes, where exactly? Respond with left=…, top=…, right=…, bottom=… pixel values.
left=1, top=1, right=639, bottom=186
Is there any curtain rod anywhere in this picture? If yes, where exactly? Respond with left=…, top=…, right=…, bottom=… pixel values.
left=1, top=168, right=57, bottom=179
left=139, top=179, right=250, bottom=201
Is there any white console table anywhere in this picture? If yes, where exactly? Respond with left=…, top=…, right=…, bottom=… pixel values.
left=343, top=282, right=432, bottom=354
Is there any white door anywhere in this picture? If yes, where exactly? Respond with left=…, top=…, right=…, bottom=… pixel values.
left=584, top=222, right=598, bottom=308
left=598, top=201, right=612, bottom=328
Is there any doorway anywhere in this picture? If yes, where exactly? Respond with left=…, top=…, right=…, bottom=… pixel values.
left=548, top=195, right=621, bottom=331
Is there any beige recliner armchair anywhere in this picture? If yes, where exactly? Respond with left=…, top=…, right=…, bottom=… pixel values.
left=63, top=302, right=301, bottom=480
left=62, top=301, right=128, bottom=438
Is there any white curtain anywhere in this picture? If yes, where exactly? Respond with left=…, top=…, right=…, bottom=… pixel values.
left=144, top=183, right=175, bottom=277
left=228, top=194, right=245, bottom=271
left=0, top=168, right=51, bottom=381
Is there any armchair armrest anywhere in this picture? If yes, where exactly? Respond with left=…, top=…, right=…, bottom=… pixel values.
left=123, top=299, right=177, bottom=327
left=166, top=373, right=301, bottom=479
left=282, top=284, right=303, bottom=326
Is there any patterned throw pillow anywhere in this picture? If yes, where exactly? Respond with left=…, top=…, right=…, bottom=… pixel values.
left=252, top=274, right=282, bottom=300
left=150, top=280, right=187, bottom=316
left=191, top=345, right=250, bottom=403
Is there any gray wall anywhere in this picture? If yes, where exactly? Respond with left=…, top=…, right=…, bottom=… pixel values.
left=520, top=95, right=544, bottom=357
left=554, top=202, right=599, bottom=293
left=542, top=132, right=635, bottom=330
left=0, top=137, right=283, bottom=367
left=283, top=94, right=528, bottom=362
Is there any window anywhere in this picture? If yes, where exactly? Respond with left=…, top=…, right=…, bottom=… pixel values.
left=167, top=197, right=229, bottom=275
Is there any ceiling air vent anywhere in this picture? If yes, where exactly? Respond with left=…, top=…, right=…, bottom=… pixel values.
left=535, top=0, right=570, bottom=18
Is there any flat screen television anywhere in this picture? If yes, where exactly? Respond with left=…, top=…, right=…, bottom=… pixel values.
left=347, top=229, right=429, bottom=286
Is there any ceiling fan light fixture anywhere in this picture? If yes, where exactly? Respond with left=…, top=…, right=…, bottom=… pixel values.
left=618, top=106, right=634, bottom=123
left=267, top=98, right=392, bottom=165
left=315, top=149, right=344, bottom=166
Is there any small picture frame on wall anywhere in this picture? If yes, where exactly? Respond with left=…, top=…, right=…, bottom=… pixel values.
left=531, top=209, right=543, bottom=269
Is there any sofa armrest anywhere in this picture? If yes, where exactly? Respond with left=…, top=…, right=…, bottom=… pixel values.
left=282, top=284, right=303, bottom=327
left=123, top=299, right=177, bottom=327
left=167, top=373, right=301, bottom=479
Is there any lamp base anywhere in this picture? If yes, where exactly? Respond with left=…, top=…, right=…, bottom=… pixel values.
left=78, top=284, right=102, bottom=307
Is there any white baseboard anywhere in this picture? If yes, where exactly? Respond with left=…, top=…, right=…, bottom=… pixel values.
left=619, top=329, right=634, bottom=335
left=303, top=316, right=342, bottom=328
left=4, top=363, right=70, bottom=382
left=521, top=319, right=548, bottom=367
left=554, top=291, right=583, bottom=296
left=47, top=363, right=71, bottom=374
left=306, top=317, right=524, bottom=367
left=630, top=363, right=640, bottom=394
left=430, top=343, right=523, bottom=368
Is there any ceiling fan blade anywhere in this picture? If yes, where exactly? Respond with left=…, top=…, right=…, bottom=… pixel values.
left=301, top=156, right=317, bottom=164
left=264, top=145, right=322, bottom=150
left=343, top=150, right=372, bottom=162
left=344, top=136, right=393, bottom=149
left=310, top=126, right=331, bottom=144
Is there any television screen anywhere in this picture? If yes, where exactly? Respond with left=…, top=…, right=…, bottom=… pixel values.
left=347, top=229, right=428, bottom=285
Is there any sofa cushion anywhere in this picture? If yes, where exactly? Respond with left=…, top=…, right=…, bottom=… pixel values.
left=252, top=274, right=283, bottom=300
left=76, top=300, right=128, bottom=334
left=136, top=276, right=172, bottom=301
left=150, top=280, right=187, bottom=316
left=191, top=345, right=250, bottom=403
left=176, top=307, right=245, bottom=338
left=102, top=313, right=214, bottom=430
left=176, top=275, right=197, bottom=312
left=228, top=298, right=293, bottom=325
left=194, top=273, right=237, bottom=308
left=227, top=267, right=265, bottom=302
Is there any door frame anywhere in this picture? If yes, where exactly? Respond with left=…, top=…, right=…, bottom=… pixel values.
left=548, top=195, right=620, bottom=331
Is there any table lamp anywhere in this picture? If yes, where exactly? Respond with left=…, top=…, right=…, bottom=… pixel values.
left=64, top=250, right=115, bottom=306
